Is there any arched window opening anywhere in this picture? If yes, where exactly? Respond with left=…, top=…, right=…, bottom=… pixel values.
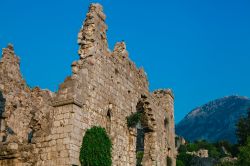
left=28, top=130, right=33, bottom=143
left=106, top=109, right=111, bottom=135
left=0, top=92, right=6, bottom=139
left=164, top=118, right=168, bottom=129
left=136, top=122, right=145, bottom=152
left=136, top=101, right=146, bottom=166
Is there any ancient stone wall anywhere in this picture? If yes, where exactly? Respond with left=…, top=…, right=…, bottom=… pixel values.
left=152, top=90, right=176, bottom=166
left=0, top=3, right=176, bottom=166
left=0, top=45, right=55, bottom=165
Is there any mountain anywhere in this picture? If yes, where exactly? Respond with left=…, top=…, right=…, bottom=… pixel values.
left=176, top=95, right=250, bottom=143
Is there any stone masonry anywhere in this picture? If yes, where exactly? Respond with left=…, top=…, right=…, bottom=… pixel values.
left=0, top=3, right=176, bottom=166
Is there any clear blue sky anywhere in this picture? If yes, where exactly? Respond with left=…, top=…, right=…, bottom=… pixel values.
left=0, top=0, right=250, bottom=123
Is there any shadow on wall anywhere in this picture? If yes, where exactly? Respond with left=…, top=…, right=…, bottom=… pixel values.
left=0, top=91, right=6, bottom=142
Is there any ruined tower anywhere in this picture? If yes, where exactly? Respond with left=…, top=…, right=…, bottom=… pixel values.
left=0, top=3, right=176, bottom=166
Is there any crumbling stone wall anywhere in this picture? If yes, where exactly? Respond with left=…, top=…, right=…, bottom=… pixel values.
left=153, top=90, right=176, bottom=166
left=0, top=45, right=55, bottom=166
left=0, top=3, right=176, bottom=166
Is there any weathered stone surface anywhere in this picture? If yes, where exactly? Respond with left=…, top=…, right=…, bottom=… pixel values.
left=0, top=3, right=176, bottom=166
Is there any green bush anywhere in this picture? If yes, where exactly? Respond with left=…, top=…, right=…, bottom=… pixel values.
left=187, top=140, right=221, bottom=159
left=136, top=151, right=144, bottom=166
left=216, top=161, right=237, bottom=166
left=186, top=143, right=198, bottom=152
left=79, top=126, right=112, bottom=166
left=126, top=112, right=142, bottom=128
left=177, top=152, right=193, bottom=166
left=176, top=159, right=185, bottom=166
left=178, top=144, right=187, bottom=153
left=236, top=108, right=250, bottom=146
left=237, top=137, right=250, bottom=166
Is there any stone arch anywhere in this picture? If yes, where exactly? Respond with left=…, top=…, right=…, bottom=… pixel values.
left=164, top=112, right=169, bottom=143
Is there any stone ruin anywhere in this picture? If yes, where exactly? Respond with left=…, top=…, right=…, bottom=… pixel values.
left=0, top=3, right=176, bottom=166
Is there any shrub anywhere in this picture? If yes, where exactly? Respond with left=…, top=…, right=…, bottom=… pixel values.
left=189, top=140, right=221, bottom=159
left=136, top=151, right=144, bottom=166
left=176, top=159, right=185, bottom=166
left=237, top=137, right=250, bottom=166
left=178, top=144, right=187, bottom=153
left=79, top=126, right=112, bottom=166
left=126, top=112, right=142, bottom=128
left=186, top=143, right=199, bottom=152
left=216, top=161, right=237, bottom=166
left=177, top=152, right=193, bottom=166
left=236, top=108, right=250, bottom=145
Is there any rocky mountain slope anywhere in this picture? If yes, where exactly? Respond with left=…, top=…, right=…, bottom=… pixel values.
left=176, top=95, right=250, bottom=143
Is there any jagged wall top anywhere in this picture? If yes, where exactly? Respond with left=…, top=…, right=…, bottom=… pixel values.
left=153, top=89, right=174, bottom=99
left=77, top=3, right=108, bottom=58
left=1, top=44, right=19, bottom=65
left=0, top=44, right=24, bottom=85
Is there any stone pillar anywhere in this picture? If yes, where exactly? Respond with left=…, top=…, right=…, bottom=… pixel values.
left=128, top=129, right=136, bottom=166
left=165, top=90, right=176, bottom=166
left=142, top=132, right=157, bottom=166
left=152, top=89, right=176, bottom=166
left=0, top=92, right=6, bottom=142
left=50, top=98, right=84, bottom=166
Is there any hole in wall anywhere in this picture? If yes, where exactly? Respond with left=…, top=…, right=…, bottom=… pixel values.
left=2, top=135, right=6, bottom=142
left=6, top=127, right=15, bottom=135
left=106, top=109, right=111, bottom=134
left=28, top=130, right=33, bottom=143
left=115, top=68, right=119, bottom=75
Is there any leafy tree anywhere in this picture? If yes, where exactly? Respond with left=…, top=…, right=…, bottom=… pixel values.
left=178, top=144, right=187, bottom=153
left=192, top=140, right=221, bottom=159
left=230, top=144, right=239, bottom=157
left=176, top=139, right=240, bottom=165
left=237, top=137, right=250, bottom=166
left=236, top=108, right=250, bottom=145
left=209, top=146, right=221, bottom=159
left=215, top=140, right=232, bottom=152
left=214, top=140, right=239, bottom=157
left=79, top=126, right=112, bottom=166
left=186, top=142, right=198, bottom=152
left=177, top=152, right=193, bottom=166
